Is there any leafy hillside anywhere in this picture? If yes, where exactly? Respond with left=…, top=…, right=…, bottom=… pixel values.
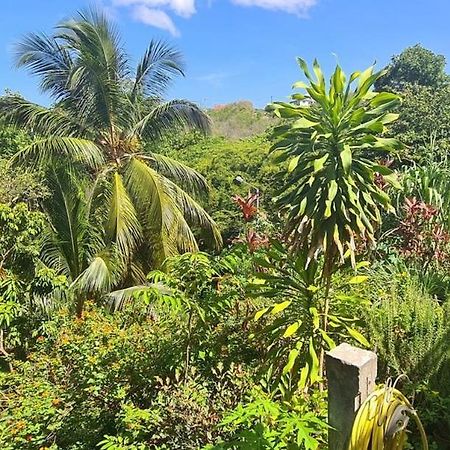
left=207, top=101, right=278, bottom=139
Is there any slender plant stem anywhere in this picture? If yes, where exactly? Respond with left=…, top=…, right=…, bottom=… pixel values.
left=0, top=329, right=13, bottom=372
left=184, top=308, right=194, bottom=381
left=319, top=258, right=333, bottom=391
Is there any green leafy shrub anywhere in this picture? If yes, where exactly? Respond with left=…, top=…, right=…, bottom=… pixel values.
left=0, top=203, right=45, bottom=277
left=205, top=389, right=327, bottom=450
left=249, top=241, right=370, bottom=395
left=0, top=247, right=261, bottom=450
left=365, top=266, right=448, bottom=383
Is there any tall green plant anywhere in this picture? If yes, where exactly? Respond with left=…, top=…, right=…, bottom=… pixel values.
left=269, top=59, right=402, bottom=375
left=250, top=242, right=369, bottom=394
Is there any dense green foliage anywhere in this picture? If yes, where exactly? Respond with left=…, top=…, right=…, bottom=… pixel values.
left=1, top=12, right=450, bottom=449
left=157, top=132, right=280, bottom=239
left=375, top=44, right=449, bottom=92
left=376, top=45, right=450, bottom=163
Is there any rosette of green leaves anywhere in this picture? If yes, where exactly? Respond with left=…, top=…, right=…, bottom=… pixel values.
left=270, top=60, right=403, bottom=267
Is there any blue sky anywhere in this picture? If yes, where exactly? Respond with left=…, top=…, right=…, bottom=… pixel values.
left=1, top=0, right=449, bottom=108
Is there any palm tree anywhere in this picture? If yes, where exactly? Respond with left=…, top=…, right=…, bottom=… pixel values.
left=0, top=9, right=221, bottom=314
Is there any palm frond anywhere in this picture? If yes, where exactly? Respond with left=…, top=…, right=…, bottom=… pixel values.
left=123, top=157, right=166, bottom=260
left=11, top=136, right=104, bottom=169
left=158, top=198, right=199, bottom=255
left=132, top=99, right=211, bottom=143
left=124, top=157, right=197, bottom=259
left=41, top=168, right=104, bottom=280
left=106, top=283, right=172, bottom=312
left=14, top=31, right=73, bottom=100
left=105, top=172, right=142, bottom=257
left=0, top=96, right=88, bottom=137
left=131, top=40, right=184, bottom=101
left=141, top=153, right=209, bottom=196
left=55, top=7, right=128, bottom=131
left=161, top=176, right=223, bottom=251
left=71, top=251, right=119, bottom=296
left=125, top=157, right=221, bottom=259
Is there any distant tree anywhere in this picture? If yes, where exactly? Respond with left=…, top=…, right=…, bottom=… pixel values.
left=0, top=121, right=48, bottom=206
left=375, top=44, right=449, bottom=92
left=156, top=133, right=281, bottom=241
left=376, top=46, right=450, bottom=162
left=0, top=203, right=45, bottom=278
left=208, top=101, right=278, bottom=139
left=0, top=121, right=30, bottom=157
left=388, top=83, right=450, bottom=161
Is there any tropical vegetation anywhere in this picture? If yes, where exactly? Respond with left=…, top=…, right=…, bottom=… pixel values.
left=1, top=9, right=450, bottom=450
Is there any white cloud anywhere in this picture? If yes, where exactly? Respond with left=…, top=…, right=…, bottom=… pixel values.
left=113, top=0, right=195, bottom=18
left=110, top=0, right=318, bottom=37
left=231, top=0, right=317, bottom=16
left=131, top=5, right=180, bottom=35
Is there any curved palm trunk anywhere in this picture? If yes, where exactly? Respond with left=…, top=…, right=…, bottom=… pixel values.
left=76, top=296, right=85, bottom=318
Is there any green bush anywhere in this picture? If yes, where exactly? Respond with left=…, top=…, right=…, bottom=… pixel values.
left=365, top=266, right=448, bottom=383
left=205, top=389, right=328, bottom=450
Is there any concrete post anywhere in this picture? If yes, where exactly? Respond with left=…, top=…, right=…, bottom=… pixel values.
left=326, top=343, right=377, bottom=450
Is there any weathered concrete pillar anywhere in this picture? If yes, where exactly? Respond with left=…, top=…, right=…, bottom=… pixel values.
left=326, top=343, right=377, bottom=450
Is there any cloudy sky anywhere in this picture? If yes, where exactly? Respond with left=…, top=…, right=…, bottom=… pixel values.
left=1, top=0, right=449, bottom=107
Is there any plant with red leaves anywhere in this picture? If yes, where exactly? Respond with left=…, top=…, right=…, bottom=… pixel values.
left=374, top=159, right=394, bottom=190
left=233, top=228, right=269, bottom=253
left=233, top=192, right=259, bottom=222
left=397, top=197, right=450, bottom=267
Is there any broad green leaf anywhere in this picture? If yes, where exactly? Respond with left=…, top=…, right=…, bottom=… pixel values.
left=310, top=307, right=320, bottom=329
left=355, top=261, right=370, bottom=269
left=320, top=329, right=336, bottom=349
left=298, top=362, right=310, bottom=389
left=381, top=113, right=400, bottom=124
left=254, top=307, right=269, bottom=321
left=313, top=59, right=326, bottom=91
left=348, top=275, right=368, bottom=284
left=324, top=200, right=332, bottom=218
left=358, top=65, right=374, bottom=88
left=332, top=65, right=345, bottom=94
left=289, top=155, right=301, bottom=172
left=297, top=57, right=313, bottom=80
left=340, top=145, right=352, bottom=174
left=328, top=180, right=338, bottom=202
left=313, top=154, right=329, bottom=173
left=271, top=300, right=291, bottom=315
left=293, top=81, right=309, bottom=89
left=382, top=173, right=401, bottom=189
left=283, top=348, right=299, bottom=374
left=283, top=321, right=300, bottom=338
left=347, top=326, right=370, bottom=347
left=292, top=117, right=319, bottom=129
left=308, top=338, right=320, bottom=384
left=370, top=92, right=399, bottom=107
left=307, top=284, right=320, bottom=293
left=349, top=71, right=361, bottom=83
